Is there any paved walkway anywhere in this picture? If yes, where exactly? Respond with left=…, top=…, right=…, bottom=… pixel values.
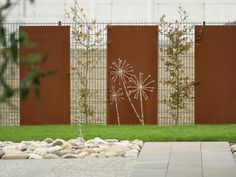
left=130, top=142, right=236, bottom=177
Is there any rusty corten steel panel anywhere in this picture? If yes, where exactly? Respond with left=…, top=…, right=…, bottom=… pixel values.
left=195, top=26, right=236, bottom=124
left=107, top=26, right=158, bottom=125
left=20, top=26, right=70, bottom=125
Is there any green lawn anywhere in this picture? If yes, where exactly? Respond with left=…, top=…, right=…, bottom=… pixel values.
left=0, top=125, right=236, bottom=142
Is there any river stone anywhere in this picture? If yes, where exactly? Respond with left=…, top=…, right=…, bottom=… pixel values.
left=68, top=139, right=80, bottom=146
left=50, top=150, right=62, bottom=157
left=52, top=139, right=64, bottom=146
left=29, top=141, right=41, bottom=147
left=76, top=137, right=85, bottom=143
left=61, top=154, right=79, bottom=158
left=107, top=147, right=126, bottom=156
left=47, top=146, right=62, bottom=153
left=131, top=144, right=141, bottom=151
left=43, top=154, right=60, bottom=159
left=0, top=150, right=5, bottom=158
left=20, top=141, right=31, bottom=145
left=33, top=148, right=47, bottom=157
left=60, top=150, right=76, bottom=155
left=92, top=147, right=100, bottom=153
left=18, top=144, right=28, bottom=151
left=84, top=143, right=99, bottom=148
left=89, top=153, right=99, bottom=157
left=74, top=150, right=81, bottom=154
left=110, top=144, right=130, bottom=152
left=28, top=154, right=43, bottom=159
left=2, top=145, right=17, bottom=152
left=43, top=138, right=54, bottom=144
left=231, top=144, right=236, bottom=152
left=133, top=140, right=143, bottom=148
left=86, top=137, right=108, bottom=145
left=80, top=148, right=96, bottom=154
left=120, top=140, right=130, bottom=144
left=105, top=139, right=119, bottom=143
left=78, top=151, right=89, bottom=158
left=3, top=148, right=25, bottom=155
left=27, top=145, right=37, bottom=152
left=2, top=141, right=14, bottom=146
left=104, top=151, right=119, bottom=157
left=2, top=153, right=29, bottom=160
left=97, top=145, right=109, bottom=152
left=62, top=142, right=72, bottom=150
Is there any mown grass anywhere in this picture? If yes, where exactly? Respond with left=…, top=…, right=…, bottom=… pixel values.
left=0, top=124, right=236, bottom=142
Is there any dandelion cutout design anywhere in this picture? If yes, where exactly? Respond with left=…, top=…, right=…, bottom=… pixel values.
left=109, top=58, right=155, bottom=125
left=110, top=58, right=134, bottom=85
left=110, top=58, right=141, bottom=123
left=110, top=86, right=124, bottom=125
left=128, top=73, right=155, bottom=125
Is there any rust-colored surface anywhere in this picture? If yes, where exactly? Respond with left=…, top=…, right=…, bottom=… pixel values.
left=20, top=26, right=70, bottom=125
left=195, top=26, right=236, bottom=124
left=107, top=26, right=158, bottom=125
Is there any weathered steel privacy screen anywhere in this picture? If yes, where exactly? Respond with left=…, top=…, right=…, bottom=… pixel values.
left=107, top=26, right=158, bottom=124
left=20, top=26, right=70, bottom=125
left=195, top=26, right=236, bottom=124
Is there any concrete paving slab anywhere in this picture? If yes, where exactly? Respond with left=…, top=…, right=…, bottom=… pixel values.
left=130, top=142, right=236, bottom=177
left=203, top=167, right=236, bottom=177
left=134, top=161, right=168, bottom=169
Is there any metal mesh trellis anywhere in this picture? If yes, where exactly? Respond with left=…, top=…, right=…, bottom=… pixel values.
left=1, top=21, right=231, bottom=126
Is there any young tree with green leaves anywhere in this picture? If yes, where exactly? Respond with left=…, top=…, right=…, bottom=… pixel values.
left=160, top=7, right=195, bottom=125
left=66, top=1, right=106, bottom=124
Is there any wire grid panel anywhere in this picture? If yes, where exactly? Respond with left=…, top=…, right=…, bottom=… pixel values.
left=0, top=22, right=210, bottom=125
left=0, top=23, right=20, bottom=125
left=158, top=22, right=197, bottom=125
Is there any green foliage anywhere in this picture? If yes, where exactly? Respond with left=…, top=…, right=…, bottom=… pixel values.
left=66, top=1, right=106, bottom=124
left=160, top=7, right=195, bottom=125
left=0, top=0, right=49, bottom=102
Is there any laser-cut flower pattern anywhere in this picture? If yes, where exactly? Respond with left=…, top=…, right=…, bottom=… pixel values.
left=110, top=58, right=134, bottom=85
left=109, top=58, right=155, bottom=125
left=110, top=86, right=124, bottom=125
left=128, top=72, right=155, bottom=125
left=128, top=73, right=155, bottom=100
left=110, top=86, right=124, bottom=104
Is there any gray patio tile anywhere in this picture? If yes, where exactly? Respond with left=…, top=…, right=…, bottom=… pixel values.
left=203, top=167, right=236, bottom=177
left=138, top=154, right=170, bottom=162
left=202, top=152, right=234, bottom=161
left=169, top=154, right=202, bottom=164
left=203, top=161, right=236, bottom=169
left=166, top=164, right=202, bottom=177
left=134, top=161, right=168, bottom=169
left=201, top=142, right=230, bottom=152
left=140, top=142, right=172, bottom=154
left=131, top=142, right=236, bottom=177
